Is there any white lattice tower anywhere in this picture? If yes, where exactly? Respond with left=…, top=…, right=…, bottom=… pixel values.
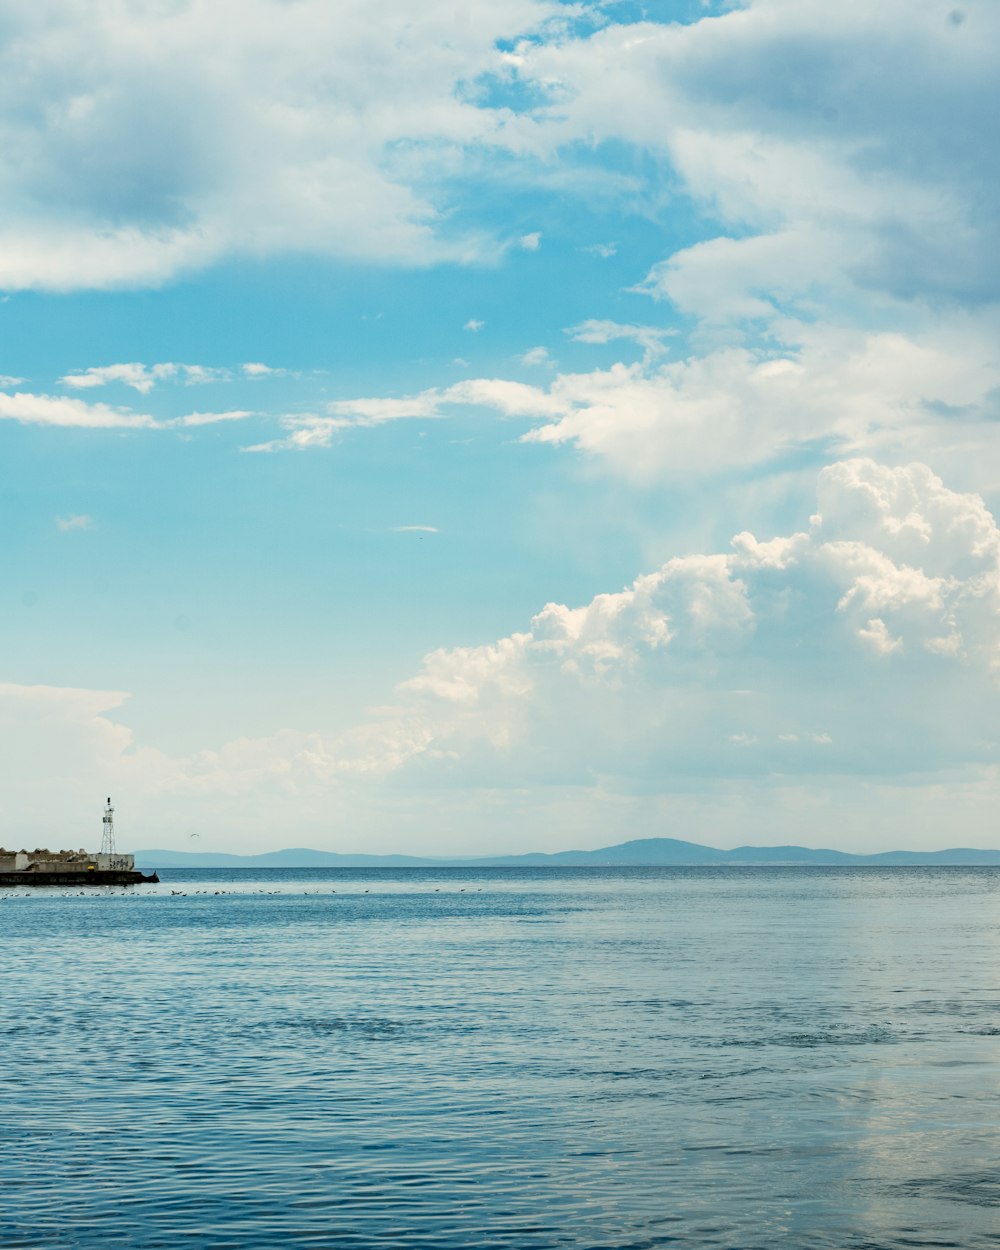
left=101, top=796, right=116, bottom=856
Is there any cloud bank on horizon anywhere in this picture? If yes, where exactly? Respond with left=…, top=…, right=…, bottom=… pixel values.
left=0, top=0, right=997, bottom=853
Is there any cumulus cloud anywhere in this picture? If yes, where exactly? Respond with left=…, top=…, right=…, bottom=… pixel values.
left=58, top=459, right=1000, bottom=790
left=346, top=459, right=1000, bottom=791
left=519, top=232, right=542, bottom=251
left=4, top=461, right=997, bottom=850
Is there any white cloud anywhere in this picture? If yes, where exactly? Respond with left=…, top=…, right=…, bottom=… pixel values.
left=55, top=514, right=93, bottom=532
left=392, top=525, right=439, bottom=534
left=179, top=365, right=230, bottom=387
left=0, top=226, right=218, bottom=293
left=464, top=319, right=485, bottom=332
left=521, top=320, right=1000, bottom=485
left=858, top=617, right=903, bottom=655
left=313, top=315, right=1000, bottom=483
left=444, top=377, right=565, bottom=418
left=243, top=416, right=343, bottom=453
left=169, top=410, right=252, bottom=428
left=519, top=232, right=542, bottom=251
left=247, top=376, right=573, bottom=451
left=0, top=389, right=251, bottom=432
left=520, top=346, right=554, bottom=367
left=0, top=682, right=348, bottom=848
left=0, top=391, right=158, bottom=429
left=61, top=363, right=230, bottom=393
left=242, top=362, right=285, bottom=378
left=0, top=0, right=564, bottom=289
left=513, top=0, right=1000, bottom=315
left=0, top=684, right=136, bottom=831
left=348, top=458, right=1000, bottom=793
left=0, top=374, right=25, bottom=387
left=567, top=319, right=673, bottom=360
left=328, top=392, right=443, bottom=423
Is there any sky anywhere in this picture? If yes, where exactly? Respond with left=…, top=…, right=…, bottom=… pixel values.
left=1, top=0, right=999, bottom=855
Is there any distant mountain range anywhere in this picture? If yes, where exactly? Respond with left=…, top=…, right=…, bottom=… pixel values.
left=135, top=837, right=1000, bottom=869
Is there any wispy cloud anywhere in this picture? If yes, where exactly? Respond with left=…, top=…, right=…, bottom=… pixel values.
left=0, top=391, right=158, bottom=429
left=520, top=346, right=554, bottom=367
left=0, top=374, right=25, bottom=387
left=244, top=376, right=566, bottom=451
left=328, top=394, right=442, bottom=424
left=519, top=232, right=541, bottom=251
left=464, top=319, right=484, bottom=333
left=243, top=416, right=342, bottom=454
left=241, top=362, right=286, bottom=378
left=567, top=319, right=673, bottom=360
left=392, top=525, right=439, bottom=534
left=55, top=514, right=93, bottom=532
left=168, top=410, right=253, bottom=428
left=61, top=362, right=230, bottom=394
left=0, top=390, right=250, bottom=432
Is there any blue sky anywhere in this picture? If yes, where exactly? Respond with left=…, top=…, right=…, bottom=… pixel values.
left=2, top=0, right=999, bottom=854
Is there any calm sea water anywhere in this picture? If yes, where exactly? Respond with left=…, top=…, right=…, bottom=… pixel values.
left=3, top=866, right=1000, bottom=1248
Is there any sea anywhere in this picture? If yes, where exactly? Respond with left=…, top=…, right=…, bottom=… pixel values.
left=3, top=865, right=1000, bottom=1249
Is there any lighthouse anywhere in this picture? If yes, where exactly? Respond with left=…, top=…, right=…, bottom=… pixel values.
left=101, top=796, right=116, bottom=857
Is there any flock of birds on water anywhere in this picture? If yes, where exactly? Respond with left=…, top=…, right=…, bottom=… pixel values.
left=0, top=886, right=485, bottom=898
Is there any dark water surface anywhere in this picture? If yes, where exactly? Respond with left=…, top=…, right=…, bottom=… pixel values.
left=3, top=866, right=1000, bottom=1248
